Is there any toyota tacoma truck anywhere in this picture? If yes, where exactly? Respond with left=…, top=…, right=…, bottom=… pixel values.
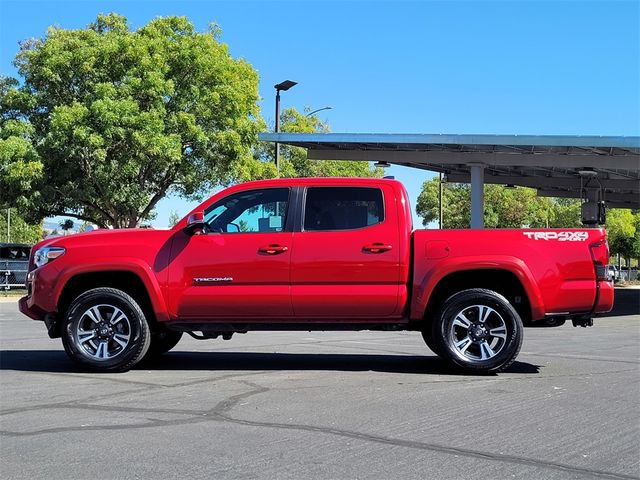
left=19, top=178, right=614, bottom=373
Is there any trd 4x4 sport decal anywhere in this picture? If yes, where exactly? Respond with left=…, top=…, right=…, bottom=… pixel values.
left=523, top=231, right=589, bottom=242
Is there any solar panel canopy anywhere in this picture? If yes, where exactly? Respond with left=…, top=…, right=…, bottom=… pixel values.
left=258, top=133, right=640, bottom=209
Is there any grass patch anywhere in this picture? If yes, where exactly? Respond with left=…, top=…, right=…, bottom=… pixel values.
left=0, top=288, right=26, bottom=298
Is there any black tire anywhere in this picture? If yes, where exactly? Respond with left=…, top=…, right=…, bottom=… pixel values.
left=430, top=288, right=523, bottom=374
left=61, top=287, right=151, bottom=372
left=421, top=329, right=444, bottom=357
left=146, top=329, right=183, bottom=357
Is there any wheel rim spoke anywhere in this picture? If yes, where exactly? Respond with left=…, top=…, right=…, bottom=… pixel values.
left=480, top=341, right=495, bottom=360
left=489, top=326, right=507, bottom=340
left=84, top=307, right=101, bottom=324
left=455, top=336, right=473, bottom=353
left=452, top=313, right=471, bottom=329
left=478, top=305, right=492, bottom=323
left=110, top=308, right=125, bottom=325
left=112, top=333, right=130, bottom=349
left=78, top=331, right=96, bottom=345
left=95, top=341, right=109, bottom=359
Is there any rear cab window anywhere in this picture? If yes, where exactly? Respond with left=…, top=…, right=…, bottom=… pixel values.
left=303, top=187, right=384, bottom=231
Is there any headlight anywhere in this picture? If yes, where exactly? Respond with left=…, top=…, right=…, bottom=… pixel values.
left=34, top=247, right=66, bottom=268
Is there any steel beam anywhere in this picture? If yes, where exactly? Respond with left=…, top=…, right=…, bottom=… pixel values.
left=470, top=163, right=485, bottom=229
left=445, top=173, right=640, bottom=192
left=307, top=149, right=640, bottom=170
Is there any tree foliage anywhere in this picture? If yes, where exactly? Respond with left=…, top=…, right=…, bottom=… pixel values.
left=416, top=177, right=584, bottom=229
left=167, top=210, right=180, bottom=228
left=0, top=209, right=43, bottom=244
left=606, top=209, right=639, bottom=261
left=0, top=14, right=262, bottom=228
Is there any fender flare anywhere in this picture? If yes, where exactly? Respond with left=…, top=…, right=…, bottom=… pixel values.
left=410, top=255, right=546, bottom=321
left=54, top=258, right=170, bottom=323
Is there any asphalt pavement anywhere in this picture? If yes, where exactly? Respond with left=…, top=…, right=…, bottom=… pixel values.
left=1, top=289, right=638, bottom=480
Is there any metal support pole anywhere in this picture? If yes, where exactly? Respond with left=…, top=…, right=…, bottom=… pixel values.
left=7, top=208, right=10, bottom=243
left=438, top=173, right=443, bottom=229
left=469, top=163, right=485, bottom=229
left=274, top=90, right=281, bottom=172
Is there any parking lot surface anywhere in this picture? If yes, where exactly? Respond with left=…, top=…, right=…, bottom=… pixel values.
left=1, top=289, right=639, bottom=480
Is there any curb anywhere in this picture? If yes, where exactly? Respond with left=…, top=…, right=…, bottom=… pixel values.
left=0, top=297, right=20, bottom=303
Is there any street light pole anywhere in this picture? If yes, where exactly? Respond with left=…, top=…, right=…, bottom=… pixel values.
left=274, top=80, right=297, bottom=171
left=439, top=173, right=443, bottom=229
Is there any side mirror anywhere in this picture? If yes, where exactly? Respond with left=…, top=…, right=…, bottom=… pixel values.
left=186, top=211, right=206, bottom=234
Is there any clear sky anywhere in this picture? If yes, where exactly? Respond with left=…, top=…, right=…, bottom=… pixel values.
left=1, top=0, right=639, bottom=228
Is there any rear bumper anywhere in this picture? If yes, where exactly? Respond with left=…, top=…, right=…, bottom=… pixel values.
left=594, top=281, right=615, bottom=314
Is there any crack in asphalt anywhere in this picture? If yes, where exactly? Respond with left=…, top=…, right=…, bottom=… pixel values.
left=520, top=351, right=640, bottom=365
left=1, top=380, right=637, bottom=480
left=0, top=371, right=265, bottom=416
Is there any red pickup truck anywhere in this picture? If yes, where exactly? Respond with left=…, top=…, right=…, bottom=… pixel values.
left=19, top=178, right=614, bottom=373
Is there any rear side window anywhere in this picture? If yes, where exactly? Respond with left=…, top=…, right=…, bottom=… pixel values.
left=304, top=187, right=384, bottom=231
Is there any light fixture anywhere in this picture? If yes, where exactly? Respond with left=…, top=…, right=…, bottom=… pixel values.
left=578, top=168, right=598, bottom=177
left=374, top=161, right=391, bottom=168
left=274, top=80, right=297, bottom=91
left=306, top=106, right=332, bottom=117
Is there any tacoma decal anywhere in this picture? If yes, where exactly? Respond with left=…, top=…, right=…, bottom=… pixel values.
left=193, top=277, right=234, bottom=284
left=523, top=231, right=589, bottom=242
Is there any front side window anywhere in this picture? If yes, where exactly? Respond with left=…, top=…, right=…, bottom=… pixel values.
left=204, top=188, right=289, bottom=233
left=304, top=187, right=384, bottom=231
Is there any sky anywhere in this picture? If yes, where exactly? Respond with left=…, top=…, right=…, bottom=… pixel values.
left=1, top=0, right=639, bottom=228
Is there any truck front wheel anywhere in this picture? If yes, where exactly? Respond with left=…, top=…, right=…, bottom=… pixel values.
left=430, top=288, right=523, bottom=374
left=61, top=288, right=151, bottom=372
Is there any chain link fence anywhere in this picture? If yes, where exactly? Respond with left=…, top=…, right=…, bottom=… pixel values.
left=1, top=260, right=28, bottom=290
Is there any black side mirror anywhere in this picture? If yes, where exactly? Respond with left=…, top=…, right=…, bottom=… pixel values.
left=185, top=211, right=206, bottom=235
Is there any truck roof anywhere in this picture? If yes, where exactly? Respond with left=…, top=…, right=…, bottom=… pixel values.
left=229, top=177, right=404, bottom=189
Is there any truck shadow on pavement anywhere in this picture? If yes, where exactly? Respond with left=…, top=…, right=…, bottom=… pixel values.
left=0, top=349, right=541, bottom=375
left=605, top=288, right=640, bottom=317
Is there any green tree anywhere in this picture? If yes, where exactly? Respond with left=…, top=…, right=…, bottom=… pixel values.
left=548, top=198, right=582, bottom=228
left=59, top=219, right=74, bottom=235
left=0, top=14, right=261, bottom=228
left=416, top=177, right=563, bottom=229
left=0, top=78, right=44, bottom=214
left=606, top=209, right=639, bottom=267
left=0, top=209, right=43, bottom=244
left=252, top=107, right=382, bottom=179
left=167, top=210, right=180, bottom=228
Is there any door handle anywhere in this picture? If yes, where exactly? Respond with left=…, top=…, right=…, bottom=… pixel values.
left=362, top=243, right=393, bottom=253
left=258, top=244, right=289, bottom=255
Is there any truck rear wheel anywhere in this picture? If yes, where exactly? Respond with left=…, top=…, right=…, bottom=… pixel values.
left=430, top=288, right=523, bottom=374
left=61, top=288, right=151, bottom=372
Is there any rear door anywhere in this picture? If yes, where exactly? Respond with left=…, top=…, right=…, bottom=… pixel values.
left=290, top=185, right=402, bottom=318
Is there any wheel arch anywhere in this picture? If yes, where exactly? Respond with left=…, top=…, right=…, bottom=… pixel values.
left=55, top=262, right=169, bottom=337
left=413, top=258, right=545, bottom=327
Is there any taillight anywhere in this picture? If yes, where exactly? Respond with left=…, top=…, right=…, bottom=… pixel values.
left=589, top=240, right=609, bottom=281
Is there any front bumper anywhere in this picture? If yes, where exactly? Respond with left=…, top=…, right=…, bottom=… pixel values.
left=18, top=295, right=46, bottom=320
left=18, top=265, right=59, bottom=321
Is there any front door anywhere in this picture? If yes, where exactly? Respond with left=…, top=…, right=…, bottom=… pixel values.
left=167, top=188, right=293, bottom=319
